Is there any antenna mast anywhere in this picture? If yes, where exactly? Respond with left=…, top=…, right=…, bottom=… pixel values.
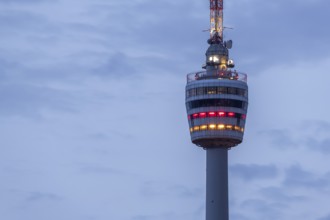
left=209, top=0, right=224, bottom=44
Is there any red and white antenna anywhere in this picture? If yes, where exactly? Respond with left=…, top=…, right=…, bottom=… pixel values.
left=210, top=0, right=224, bottom=42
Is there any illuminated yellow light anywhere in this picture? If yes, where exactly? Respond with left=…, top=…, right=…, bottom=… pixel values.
left=200, top=125, right=207, bottom=130
left=190, top=124, right=245, bottom=133
left=226, top=125, right=233, bottom=130
left=209, top=124, right=216, bottom=129
left=218, top=124, right=225, bottom=130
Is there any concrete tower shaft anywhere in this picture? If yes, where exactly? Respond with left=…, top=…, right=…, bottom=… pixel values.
left=206, top=148, right=229, bottom=220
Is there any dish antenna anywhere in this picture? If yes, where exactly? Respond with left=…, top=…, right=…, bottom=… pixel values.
left=224, top=40, right=233, bottom=49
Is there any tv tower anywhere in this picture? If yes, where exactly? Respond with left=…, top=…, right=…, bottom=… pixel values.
left=185, top=0, right=248, bottom=220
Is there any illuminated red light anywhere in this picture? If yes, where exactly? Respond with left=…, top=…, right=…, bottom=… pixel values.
left=192, top=113, right=199, bottom=119
left=208, top=112, right=216, bottom=117
left=228, top=112, right=235, bottom=117
left=218, top=112, right=226, bottom=117
left=190, top=111, right=242, bottom=119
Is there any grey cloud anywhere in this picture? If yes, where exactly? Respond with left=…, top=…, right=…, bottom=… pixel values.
left=318, top=214, right=330, bottom=220
left=299, top=120, right=330, bottom=133
left=0, top=0, right=51, bottom=3
left=259, top=186, right=305, bottom=203
left=227, top=0, right=330, bottom=73
left=167, top=185, right=203, bottom=199
left=261, top=122, right=330, bottom=154
left=240, top=199, right=284, bottom=219
left=283, top=165, right=330, bottom=190
left=140, top=181, right=168, bottom=197
left=260, top=129, right=298, bottom=149
left=80, top=165, right=123, bottom=176
left=230, top=163, right=278, bottom=181
left=131, top=212, right=176, bottom=220
left=0, top=9, right=57, bottom=33
left=305, top=137, right=330, bottom=154
left=86, top=1, right=207, bottom=74
left=140, top=181, right=203, bottom=199
left=230, top=213, right=252, bottom=220
left=0, top=83, right=77, bottom=118
left=0, top=57, right=19, bottom=80
left=92, top=50, right=181, bottom=80
left=298, top=120, right=330, bottom=154
left=93, top=52, right=138, bottom=78
left=132, top=215, right=153, bottom=220
left=25, top=191, right=62, bottom=202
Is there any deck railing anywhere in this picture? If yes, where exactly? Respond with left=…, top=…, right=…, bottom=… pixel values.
left=187, top=70, right=247, bottom=83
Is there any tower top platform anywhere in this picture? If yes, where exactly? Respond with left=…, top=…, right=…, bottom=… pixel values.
left=187, top=70, right=247, bottom=83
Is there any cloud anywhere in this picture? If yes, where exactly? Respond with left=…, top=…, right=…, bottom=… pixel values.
left=167, top=185, right=203, bottom=199
left=0, top=0, right=51, bottom=4
left=132, top=215, right=153, bottom=220
left=230, top=213, right=252, bottom=220
left=259, top=186, right=305, bottom=203
left=239, top=199, right=285, bottom=219
left=140, top=181, right=203, bottom=199
left=297, top=120, right=330, bottom=154
left=93, top=52, right=139, bottom=78
left=226, top=0, right=330, bottom=73
left=79, top=165, right=123, bottom=176
left=259, top=120, right=330, bottom=154
left=318, top=214, right=330, bottom=220
left=260, top=129, right=298, bottom=149
left=0, top=83, right=76, bottom=118
left=230, top=163, right=278, bottom=181
left=0, top=9, right=57, bottom=34
left=131, top=212, right=176, bottom=220
left=25, top=191, right=62, bottom=202
left=305, top=137, right=330, bottom=155
left=283, top=165, right=330, bottom=191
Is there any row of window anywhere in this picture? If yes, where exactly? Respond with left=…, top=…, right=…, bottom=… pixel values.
left=186, top=99, right=248, bottom=110
left=188, top=111, right=246, bottom=120
left=190, top=124, right=244, bottom=133
left=186, top=86, right=247, bottom=98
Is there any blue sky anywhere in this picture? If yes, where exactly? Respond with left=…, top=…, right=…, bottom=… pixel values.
left=1, top=0, right=330, bottom=219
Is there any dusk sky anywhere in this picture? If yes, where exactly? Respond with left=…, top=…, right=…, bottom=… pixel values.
left=1, top=0, right=330, bottom=219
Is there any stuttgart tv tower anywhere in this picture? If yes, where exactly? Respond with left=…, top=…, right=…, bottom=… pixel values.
left=185, top=0, right=248, bottom=219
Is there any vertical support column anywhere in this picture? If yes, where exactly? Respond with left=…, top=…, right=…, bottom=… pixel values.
left=206, top=148, right=229, bottom=220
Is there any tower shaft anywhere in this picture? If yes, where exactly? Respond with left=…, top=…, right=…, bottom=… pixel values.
left=206, top=148, right=229, bottom=220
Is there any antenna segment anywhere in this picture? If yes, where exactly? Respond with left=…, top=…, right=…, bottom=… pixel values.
left=210, top=0, right=224, bottom=43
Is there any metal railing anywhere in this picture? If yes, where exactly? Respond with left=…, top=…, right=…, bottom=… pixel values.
left=187, top=70, right=247, bottom=83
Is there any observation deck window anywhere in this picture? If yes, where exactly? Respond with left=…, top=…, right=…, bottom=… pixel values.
left=207, top=87, right=217, bottom=94
left=186, top=98, right=247, bottom=110
left=186, top=86, right=247, bottom=98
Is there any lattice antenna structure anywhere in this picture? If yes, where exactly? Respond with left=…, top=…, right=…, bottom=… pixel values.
left=209, top=0, right=224, bottom=43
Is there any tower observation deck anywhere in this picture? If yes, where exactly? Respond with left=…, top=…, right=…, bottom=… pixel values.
left=185, top=0, right=248, bottom=219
